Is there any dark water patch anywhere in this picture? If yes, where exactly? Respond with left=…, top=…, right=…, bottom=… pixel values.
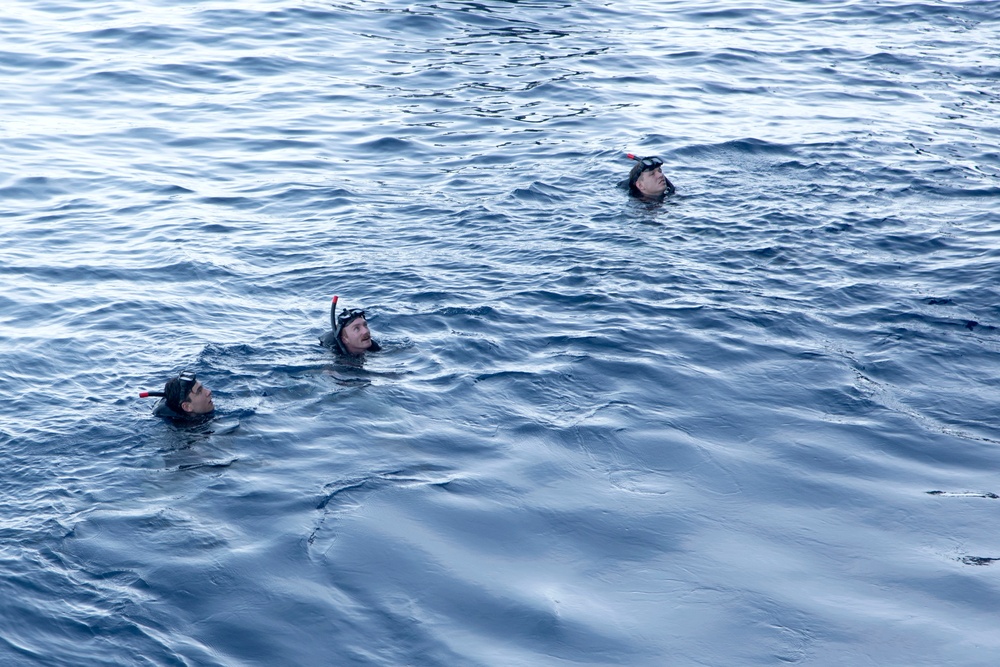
left=681, top=6, right=778, bottom=23
left=863, top=1, right=995, bottom=26
left=194, top=195, right=259, bottom=210
left=959, top=556, right=1000, bottom=566
left=352, top=136, right=425, bottom=156
left=78, top=25, right=187, bottom=50
left=173, top=458, right=238, bottom=472
left=380, top=10, right=460, bottom=37
left=150, top=61, right=243, bottom=84
left=510, top=182, right=571, bottom=203
left=0, top=176, right=71, bottom=201
left=927, top=490, right=999, bottom=499
left=0, top=260, right=241, bottom=286
left=861, top=50, right=931, bottom=71
left=227, top=133, right=326, bottom=150
left=225, top=54, right=302, bottom=77
left=0, top=51, right=79, bottom=72
left=924, top=184, right=1000, bottom=198
left=69, top=68, right=183, bottom=93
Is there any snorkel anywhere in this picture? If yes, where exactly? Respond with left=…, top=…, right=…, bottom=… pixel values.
left=320, top=294, right=350, bottom=354
left=626, top=153, right=664, bottom=171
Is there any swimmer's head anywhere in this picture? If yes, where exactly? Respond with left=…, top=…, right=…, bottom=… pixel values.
left=163, top=372, right=215, bottom=415
left=320, top=295, right=380, bottom=356
left=627, top=155, right=675, bottom=199
left=336, top=307, right=373, bottom=356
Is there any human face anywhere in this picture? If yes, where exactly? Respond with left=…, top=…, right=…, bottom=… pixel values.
left=340, top=316, right=372, bottom=355
left=635, top=165, right=668, bottom=197
left=182, top=381, right=214, bottom=414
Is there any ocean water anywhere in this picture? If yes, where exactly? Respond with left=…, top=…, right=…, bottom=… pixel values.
left=1, top=0, right=999, bottom=664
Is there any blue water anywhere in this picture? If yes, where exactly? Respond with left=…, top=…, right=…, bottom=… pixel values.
left=2, top=0, right=999, bottom=664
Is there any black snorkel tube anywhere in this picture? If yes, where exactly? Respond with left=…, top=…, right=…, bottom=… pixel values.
left=319, top=295, right=347, bottom=354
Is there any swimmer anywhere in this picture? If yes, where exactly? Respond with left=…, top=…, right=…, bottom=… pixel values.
left=626, top=153, right=675, bottom=199
left=140, top=371, right=215, bottom=421
left=319, top=296, right=382, bottom=356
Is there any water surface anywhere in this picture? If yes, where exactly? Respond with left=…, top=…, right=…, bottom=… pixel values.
left=2, top=1, right=999, bottom=664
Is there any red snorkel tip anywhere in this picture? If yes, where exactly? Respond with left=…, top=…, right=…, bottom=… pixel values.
left=139, top=391, right=150, bottom=398
left=626, top=153, right=638, bottom=161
